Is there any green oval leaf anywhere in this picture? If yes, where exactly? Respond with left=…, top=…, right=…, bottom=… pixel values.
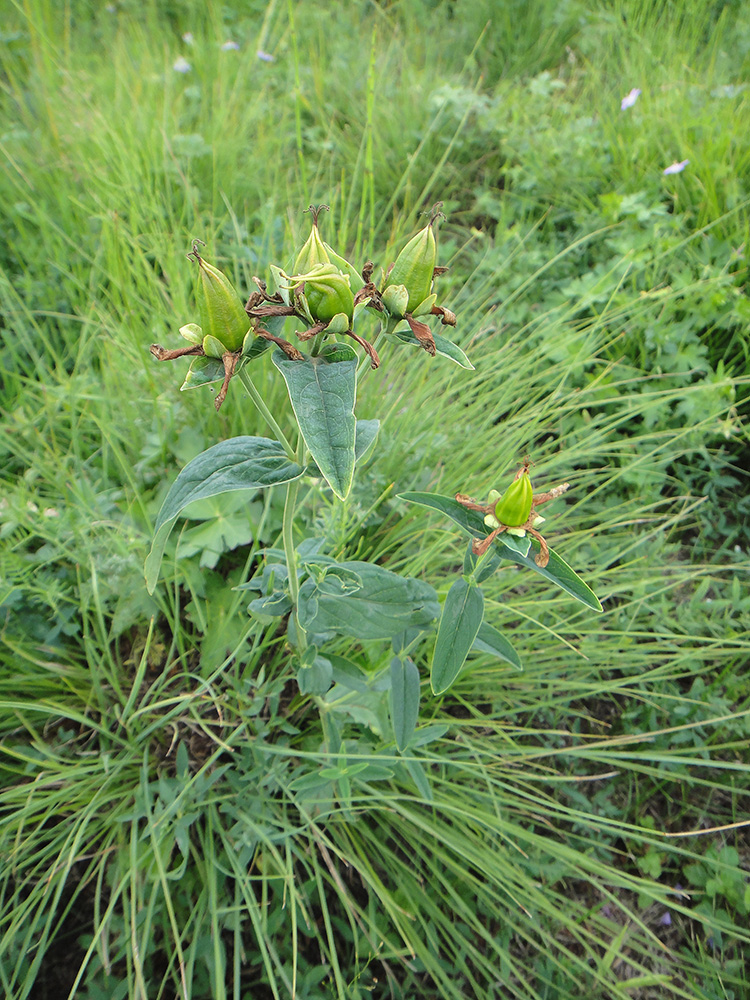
left=272, top=346, right=357, bottom=500
left=297, top=561, right=439, bottom=641
left=472, top=621, right=522, bottom=671
left=399, top=491, right=602, bottom=612
left=145, top=436, right=304, bottom=593
left=390, top=657, right=420, bottom=751
left=431, top=579, right=484, bottom=695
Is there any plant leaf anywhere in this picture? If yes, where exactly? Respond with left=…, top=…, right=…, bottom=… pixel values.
left=355, top=419, right=380, bottom=464
left=297, top=655, right=333, bottom=696
left=390, top=327, right=474, bottom=369
left=297, top=560, right=439, bottom=641
left=145, top=436, right=304, bottom=593
left=403, top=758, right=433, bottom=802
left=399, top=491, right=602, bottom=612
left=516, top=544, right=603, bottom=612
left=431, top=579, right=484, bottom=695
left=390, top=657, right=420, bottom=751
left=304, top=418, right=380, bottom=479
left=248, top=592, right=292, bottom=618
left=272, top=345, right=357, bottom=500
left=472, top=621, right=522, bottom=670
left=180, top=355, right=226, bottom=390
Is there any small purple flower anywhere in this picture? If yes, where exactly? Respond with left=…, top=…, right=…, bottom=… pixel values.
left=256, top=50, right=274, bottom=63
left=663, top=159, right=689, bottom=175
left=221, top=40, right=240, bottom=51
left=173, top=57, right=191, bottom=74
left=658, top=911, right=672, bottom=927
left=621, top=88, right=641, bottom=110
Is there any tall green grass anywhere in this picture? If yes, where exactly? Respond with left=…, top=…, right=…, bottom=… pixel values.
left=1, top=1, right=749, bottom=997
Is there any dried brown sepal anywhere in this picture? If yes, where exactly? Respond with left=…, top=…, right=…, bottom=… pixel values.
left=472, top=525, right=507, bottom=557
left=250, top=276, right=286, bottom=304
left=455, top=493, right=494, bottom=516
left=295, top=322, right=327, bottom=341
left=430, top=304, right=457, bottom=327
left=245, top=290, right=265, bottom=310
left=406, top=313, right=436, bottom=356
left=527, top=527, right=550, bottom=568
left=214, top=351, right=240, bottom=411
left=427, top=201, right=445, bottom=225
left=361, top=261, right=375, bottom=283
left=533, top=483, right=570, bottom=505
left=433, top=266, right=449, bottom=277
left=341, top=329, right=380, bottom=369
left=356, top=282, right=383, bottom=311
left=247, top=303, right=298, bottom=318
left=150, top=343, right=205, bottom=361
left=255, top=326, right=304, bottom=360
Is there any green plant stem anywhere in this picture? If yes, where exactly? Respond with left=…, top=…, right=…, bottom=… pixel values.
left=283, top=435, right=308, bottom=654
left=237, top=366, right=295, bottom=460
left=238, top=365, right=307, bottom=649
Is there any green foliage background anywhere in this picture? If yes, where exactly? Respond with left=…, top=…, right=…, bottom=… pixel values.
left=1, top=1, right=749, bottom=998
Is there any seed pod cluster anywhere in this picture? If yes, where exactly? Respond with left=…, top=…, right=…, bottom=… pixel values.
left=151, top=202, right=461, bottom=411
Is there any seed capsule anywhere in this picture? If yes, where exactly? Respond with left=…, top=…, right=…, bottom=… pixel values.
left=195, top=255, right=250, bottom=353
left=293, top=207, right=331, bottom=275
left=494, top=472, right=533, bottom=527
left=291, top=263, right=354, bottom=325
left=322, top=242, right=364, bottom=292
left=384, top=220, right=436, bottom=315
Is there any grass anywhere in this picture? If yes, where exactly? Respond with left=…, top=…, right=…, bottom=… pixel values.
left=1, top=0, right=750, bottom=997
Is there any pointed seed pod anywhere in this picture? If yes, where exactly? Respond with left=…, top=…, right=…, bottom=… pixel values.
left=384, top=219, right=437, bottom=314
left=293, top=206, right=331, bottom=275
left=322, top=242, right=364, bottom=292
left=494, top=472, right=533, bottom=528
left=195, top=254, right=250, bottom=353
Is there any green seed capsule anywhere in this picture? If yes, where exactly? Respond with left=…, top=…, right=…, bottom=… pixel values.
left=293, top=263, right=354, bottom=325
left=196, top=257, right=250, bottom=353
left=384, top=221, right=436, bottom=314
left=294, top=219, right=331, bottom=276
left=494, top=472, right=533, bottom=527
left=322, top=242, right=364, bottom=292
